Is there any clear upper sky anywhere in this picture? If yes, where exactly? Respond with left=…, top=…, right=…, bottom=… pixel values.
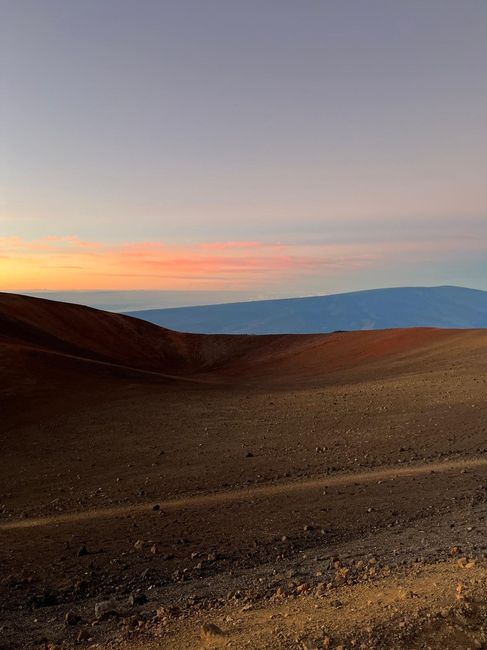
left=1, top=0, right=486, bottom=297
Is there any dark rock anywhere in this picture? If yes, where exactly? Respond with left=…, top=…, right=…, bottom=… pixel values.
left=32, top=590, right=58, bottom=608
left=77, top=629, right=91, bottom=642
left=128, top=593, right=147, bottom=606
left=65, top=611, right=81, bottom=625
left=201, top=622, right=225, bottom=642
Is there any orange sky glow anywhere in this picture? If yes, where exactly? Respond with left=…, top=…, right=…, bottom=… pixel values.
left=1, top=234, right=485, bottom=293
left=2, top=3, right=487, bottom=297
left=0, top=236, right=368, bottom=291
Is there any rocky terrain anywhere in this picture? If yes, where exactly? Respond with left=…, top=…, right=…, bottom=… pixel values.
left=0, top=293, right=486, bottom=649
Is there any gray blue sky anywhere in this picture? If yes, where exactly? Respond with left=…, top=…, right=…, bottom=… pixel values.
left=1, top=0, right=486, bottom=304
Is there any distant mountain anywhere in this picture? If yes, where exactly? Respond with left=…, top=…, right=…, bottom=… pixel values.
left=125, top=286, right=487, bottom=334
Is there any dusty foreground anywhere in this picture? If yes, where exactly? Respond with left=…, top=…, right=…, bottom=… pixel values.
left=0, top=294, right=486, bottom=649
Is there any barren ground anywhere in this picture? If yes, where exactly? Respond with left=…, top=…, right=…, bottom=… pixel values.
left=0, top=294, right=486, bottom=649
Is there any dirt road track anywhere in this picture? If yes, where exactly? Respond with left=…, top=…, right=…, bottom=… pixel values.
left=2, top=455, right=485, bottom=531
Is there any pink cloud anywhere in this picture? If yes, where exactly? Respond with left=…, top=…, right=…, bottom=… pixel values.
left=1, top=232, right=485, bottom=292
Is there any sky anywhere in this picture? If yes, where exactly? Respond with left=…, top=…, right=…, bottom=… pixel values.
left=1, top=0, right=486, bottom=308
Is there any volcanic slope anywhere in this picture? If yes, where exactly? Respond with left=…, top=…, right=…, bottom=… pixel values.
left=1, top=293, right=487, bottom=649
left=2, top=291, right=486, bottom=394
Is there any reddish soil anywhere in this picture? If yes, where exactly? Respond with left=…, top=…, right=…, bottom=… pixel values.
left=0, top=294, right=486, bottom=649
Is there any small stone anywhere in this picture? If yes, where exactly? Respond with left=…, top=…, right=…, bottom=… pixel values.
left=156, top=605, right=180, bottom=619
left=128, top=593, right=147, bottom=606
left=76, top=629, right=91, bottom=642
left=314, top=583, right=328, bottom=597
left=240, top=603, right=253, bottom=612
left=122, top=614, right=140, bottom=629
left=32, top=590, right=58, bottom=607
left=273, top=586, right=286, bottom=599
left=152, top=504, right=160, bottom=511
left=458, top=557, right=476, bottom=569
left=73, top=579, right=89, bottom=593
left=200, top=623, right=226, bottom=643
left=77, top=545, right=88, bottom=557
left=245, top=451, right=254, bottom=458
left=150, top=543, right=158, bottom=555
left=134, top=539, right=144, bottom=551
left=94, top=599, right=120, bottom=620
left=65, top=611, right=81, bottom=625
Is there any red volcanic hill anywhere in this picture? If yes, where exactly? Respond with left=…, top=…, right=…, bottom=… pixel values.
left=1, top=292, right=486, bottom=402
left=0, top=291, right=215, bottom=374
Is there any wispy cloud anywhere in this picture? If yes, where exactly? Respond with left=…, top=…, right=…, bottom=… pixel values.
left=0, top=236, right=368, bottom=290
left=1, top=232, right=485, bottom=292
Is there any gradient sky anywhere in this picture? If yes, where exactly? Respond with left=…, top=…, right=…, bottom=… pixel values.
left=1, top=0, right=486, bottom=301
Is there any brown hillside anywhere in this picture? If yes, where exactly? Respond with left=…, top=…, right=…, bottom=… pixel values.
left=1, top=293, right=487, bottom=650
left=1, top=292, right=485, bottom=383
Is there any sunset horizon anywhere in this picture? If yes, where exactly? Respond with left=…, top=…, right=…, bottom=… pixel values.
left=2, top=1, right=486, bottom=300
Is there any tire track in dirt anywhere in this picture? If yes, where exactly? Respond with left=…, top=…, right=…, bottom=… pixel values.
left=1, top=456, right=486, bottom=531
